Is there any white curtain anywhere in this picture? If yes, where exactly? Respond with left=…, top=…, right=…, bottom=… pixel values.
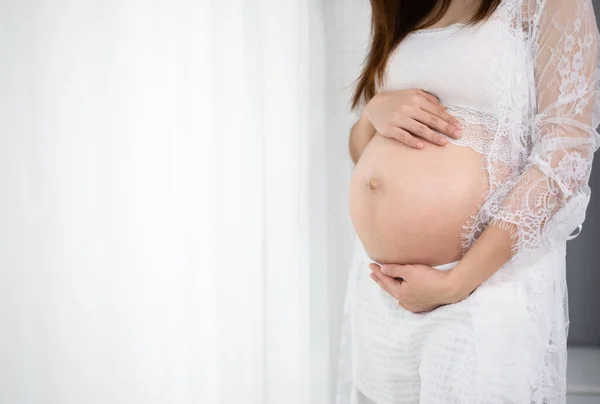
left=0, top=0, right=376, bottom=403
left=323, top=0, right=372, bottom=399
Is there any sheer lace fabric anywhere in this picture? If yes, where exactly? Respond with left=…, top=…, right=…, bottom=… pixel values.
left=338, top=0, right=600, bottom=402
left=476, top=0, right=600, bottom=261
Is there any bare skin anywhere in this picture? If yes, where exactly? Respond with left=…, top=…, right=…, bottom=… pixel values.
left=349, top=132, right=488, bottom=266
left=349, top=92, right=514, bottom=310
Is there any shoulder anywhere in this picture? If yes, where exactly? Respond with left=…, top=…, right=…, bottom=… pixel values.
left=513, top=0, right=596, bottom=29
left=523, top=0, right=599, bottom=49
left=535, top=0, right=596, bottom=23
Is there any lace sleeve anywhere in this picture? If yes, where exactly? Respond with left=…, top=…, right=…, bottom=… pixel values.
left=487, top=0, right=600, bottom=259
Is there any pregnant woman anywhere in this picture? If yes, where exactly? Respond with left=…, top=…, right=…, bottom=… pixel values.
left=336, top=0, right=600, bottom=403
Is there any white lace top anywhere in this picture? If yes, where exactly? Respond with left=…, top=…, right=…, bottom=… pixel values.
left=339, top=0, right=600, bottom=402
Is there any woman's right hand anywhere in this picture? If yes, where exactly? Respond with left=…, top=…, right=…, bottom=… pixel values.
left=364, top=89, right=462, bottom=149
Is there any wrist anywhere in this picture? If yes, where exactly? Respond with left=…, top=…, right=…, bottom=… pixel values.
left=443, top=265, right=474, bottom=304
left=361, top=92, right=380, bottom=121
left=358, top=110, right=376, bottom=139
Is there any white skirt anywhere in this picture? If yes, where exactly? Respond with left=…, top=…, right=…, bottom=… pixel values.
left=335, top=234, right=570, bottom=404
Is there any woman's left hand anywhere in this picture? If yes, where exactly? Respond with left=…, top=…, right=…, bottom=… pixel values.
left=368, top=262, right=466, bottom=313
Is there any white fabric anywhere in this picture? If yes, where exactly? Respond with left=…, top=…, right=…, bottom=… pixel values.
left=0, top=1, right=331, bottom=403
left=369, top=255, right=459, bottom=271
left=337, top=0, right=600, bottom=403
left=339, top=236, right=568, bottom=404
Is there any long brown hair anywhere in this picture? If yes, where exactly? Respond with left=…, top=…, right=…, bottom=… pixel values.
left=351, top=0, right=501, bottom=110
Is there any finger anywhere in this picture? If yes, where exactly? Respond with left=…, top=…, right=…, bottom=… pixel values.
left=372, top=266, right=403, bottom=293
left=403, top=118, right=448, bottom=146
left=415, top=304, right=440, bottom=313
left=370, top=262, right=395, bottom=279
left=406, top=114, right=450, bottom=146
left=417, top=103, right=462, bottom=139
left=386, top=126, right=424, bottom=149
left=380, top=263, right=411, bottom=279
left=370, top=273, right=397, bottom=298
left=370, top=272, right=393, bottom=295
left=415, top=89, right=440, bottom=105
left=397, top=299, right=412, bottom=311
left=370, top=263, right=390, bottom=281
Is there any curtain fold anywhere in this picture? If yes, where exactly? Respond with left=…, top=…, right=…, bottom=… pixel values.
left=0, top=1, right=331, bottom=403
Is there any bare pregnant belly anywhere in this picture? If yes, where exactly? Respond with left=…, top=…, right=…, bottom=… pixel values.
left=348, top=133, right=488, bottom=266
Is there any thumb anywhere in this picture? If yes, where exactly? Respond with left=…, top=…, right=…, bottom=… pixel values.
left=381, top=264, right=412, bottom=279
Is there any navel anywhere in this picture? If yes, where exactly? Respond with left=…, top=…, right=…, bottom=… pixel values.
left=367, top=177, right=379, bottom=190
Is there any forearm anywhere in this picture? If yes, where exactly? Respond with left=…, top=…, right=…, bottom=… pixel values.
left=349, top=112, right=376, bottom=165
left=445, top=222, right=515, bottom=302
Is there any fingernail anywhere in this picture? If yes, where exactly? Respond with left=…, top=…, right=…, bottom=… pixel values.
left=417, top=142, right=424, bottom=148
left=454, top=129, right=461, bottom=138
left=381, top=265, right=389, bottom=275
left=440, top=137, right=447, bottom=145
